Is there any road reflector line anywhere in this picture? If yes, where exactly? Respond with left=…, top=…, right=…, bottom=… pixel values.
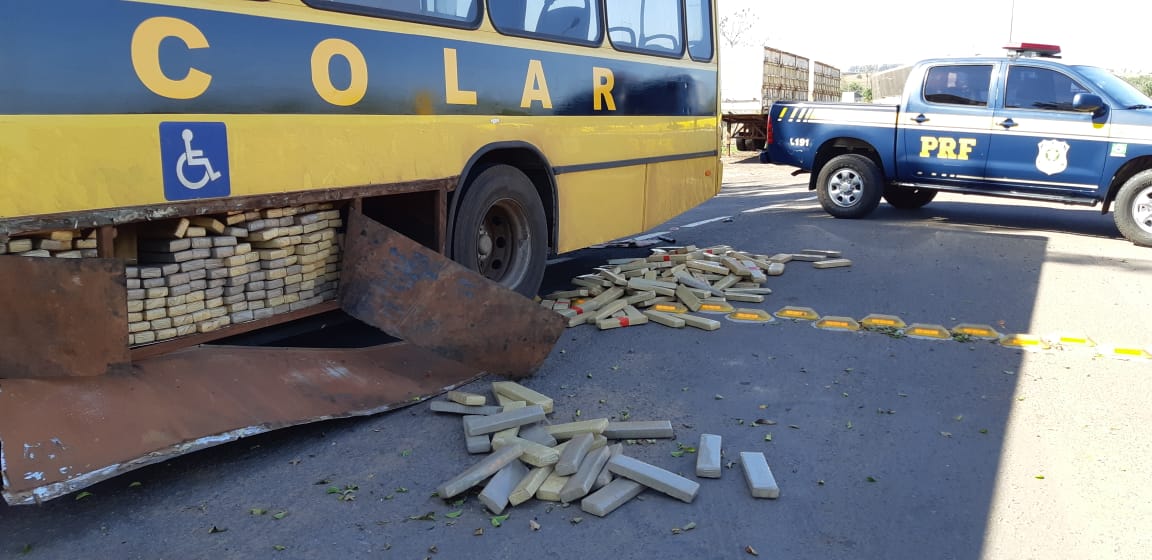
left=649, top=302, right=688, bottom=314
left=814, top=316, right=861, bottom=332
left=773, top=306, right=820, bottom=321
left=860, top=314, right=907, bottom=330
left=903, top=323, right=952, bottom=340
left=999, top=334, right=1051, bottom=351
left=727, top=309, right=774, bottom=323
left=1097, top=346, right=1152, bottom=361
left=1044, top=334, right=1097, bottom=348
left=950, top=324, right=1002, bottom=340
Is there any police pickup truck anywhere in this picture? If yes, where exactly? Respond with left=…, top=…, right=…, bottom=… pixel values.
left=762, top=43, right=1152, bottom=247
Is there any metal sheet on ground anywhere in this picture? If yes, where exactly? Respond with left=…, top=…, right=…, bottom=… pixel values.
left=0, top=343, right=483, bottom=505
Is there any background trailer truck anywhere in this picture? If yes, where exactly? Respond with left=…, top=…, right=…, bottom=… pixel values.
left=722, top=46, right=842, bottom=151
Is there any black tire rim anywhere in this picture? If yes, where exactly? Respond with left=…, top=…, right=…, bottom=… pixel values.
left=475, top=198, right=530, bottom=285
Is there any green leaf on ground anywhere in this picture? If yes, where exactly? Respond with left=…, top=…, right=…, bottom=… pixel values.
left=272, top=511, right=288, bottom=520
left=764, top=433, right=773, bottom=442
left=273, top=545, right=287, bottom=551
left=250, top=508, right=267, bottom=516
left=490, top=514, right=509, bottom=527
left=866, top=476, right=877, bottom=483
left=400, top=450, right=412, bottom=457
left=75, top=491, right=93, bottom=501
left=445, top=510, right=463, bottom=519
left=410, top=512, right=436, bottom=521
left=670, top=450, right=685, bottom=457
left=128, top=481, right=143, bottom=488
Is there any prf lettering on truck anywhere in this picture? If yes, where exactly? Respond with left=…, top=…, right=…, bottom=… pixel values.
left=129, top=16, right=619, bottom=110
left=918, top=136, right=978, bottom=160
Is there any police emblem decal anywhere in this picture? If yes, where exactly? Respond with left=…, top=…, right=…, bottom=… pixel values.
left=1035, top=139, right=1070, bottom=175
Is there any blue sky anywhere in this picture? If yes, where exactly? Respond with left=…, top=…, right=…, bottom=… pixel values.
left=719, top=0, right=1150, bottom=74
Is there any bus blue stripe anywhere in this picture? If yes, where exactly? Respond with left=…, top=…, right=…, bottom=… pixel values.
left=0, top=0, right=717, bottom=117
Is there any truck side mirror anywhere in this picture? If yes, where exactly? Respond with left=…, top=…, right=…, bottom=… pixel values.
left=1072, top=93, right=1105, bottom=114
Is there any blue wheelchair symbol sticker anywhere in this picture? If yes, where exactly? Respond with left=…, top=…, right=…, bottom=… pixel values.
left=159, top=122, right=231, bottom=201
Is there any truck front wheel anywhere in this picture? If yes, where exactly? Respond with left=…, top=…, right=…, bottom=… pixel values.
left=1113, top=169, right=1152, bottom=247
left=883, top=185, right=937, bottom=209
left=816, top=154, right=884, bottom=218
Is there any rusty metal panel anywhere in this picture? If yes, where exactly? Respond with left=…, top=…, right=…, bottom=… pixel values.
left=340, top=210, right=565, bottom=378
left=0, top=256, right=128, bottom=378
left=0, top=342, right=483, bottom=505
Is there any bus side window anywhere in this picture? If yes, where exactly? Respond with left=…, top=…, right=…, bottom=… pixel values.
left=685, top=0, right=713, bottom=62
left=605, top=0, right=683, bottom=56
left=488, top=0, right=601, bottom=45
left=537, top=6, right=588, bottom=39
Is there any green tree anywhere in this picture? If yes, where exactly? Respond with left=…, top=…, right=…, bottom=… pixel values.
left=1120, top=75, right=1152, bottom=97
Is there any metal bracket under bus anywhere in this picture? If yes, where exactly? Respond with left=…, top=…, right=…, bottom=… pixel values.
left=0, top=213, right=564, bottom=505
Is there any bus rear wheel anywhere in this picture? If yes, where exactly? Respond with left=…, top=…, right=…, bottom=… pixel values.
left=450, top=164, right=548, bottom=297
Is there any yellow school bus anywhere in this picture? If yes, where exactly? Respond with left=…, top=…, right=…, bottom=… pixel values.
left=1, top=0, right=721, bottom=295
left=0, top=0, right=720, bottom=504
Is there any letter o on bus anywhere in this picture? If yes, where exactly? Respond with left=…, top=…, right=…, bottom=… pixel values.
left=131, top=17, right=213, bottom=100
left=311, top=38, right=368, bottom=107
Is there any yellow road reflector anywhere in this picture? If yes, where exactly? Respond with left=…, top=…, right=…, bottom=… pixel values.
left=1098, top=346, right=1152, bottom=361
left=903, top=323, right=952, bottom=340
left=727, top=308, right=774, bottom=323
left=1044, top=334, right=1097, bottom=348
left=698, top=301, right=736, bottom=314
left=860, top=314, right=906, bottom=329
left=815, top=316, right=861, bottom=332
left=999, top=334, right=1051, bottom=350
left=950, top=324, right=1002, bottom=340
left=650, top=302, right=688, bottom=314
left=774, top=306, right=820, bottom=321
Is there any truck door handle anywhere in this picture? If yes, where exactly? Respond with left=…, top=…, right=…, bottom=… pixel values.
left=912, top=114, right=929, bottom=123
left=998, top=118, right=1018, bottom=129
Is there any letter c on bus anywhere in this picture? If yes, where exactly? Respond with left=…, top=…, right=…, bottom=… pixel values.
left=311, top=39, right=369, bottom=107
left=131, top=17, right=213, bottom=100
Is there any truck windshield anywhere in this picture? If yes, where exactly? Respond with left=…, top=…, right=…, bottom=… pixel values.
left=1074, top=66, right=1152, bottom=109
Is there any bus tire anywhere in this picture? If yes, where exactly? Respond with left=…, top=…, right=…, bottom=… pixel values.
left=816, top=154, right=884, bottom=219
left=883, top=185, right=937, bottom=209
left=735, top=137, right=748, bottom=151
left=450, top=164, right=548, bottom=297
left=1113, top=169, right=1152, bottom=247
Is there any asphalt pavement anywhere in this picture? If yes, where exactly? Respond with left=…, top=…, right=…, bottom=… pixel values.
left=1, top=155, right=1150, bottom=560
